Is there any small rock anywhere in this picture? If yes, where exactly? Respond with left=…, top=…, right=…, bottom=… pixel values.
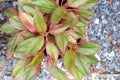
left=108, top=51, right=115, bottom=57
left=94, top=18, right=99, bottom=24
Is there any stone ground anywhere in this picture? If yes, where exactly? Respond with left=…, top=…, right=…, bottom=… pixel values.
left=0, top=0, right=120, bottom=80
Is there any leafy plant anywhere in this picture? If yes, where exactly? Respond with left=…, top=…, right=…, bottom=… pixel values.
left=0, top=0, right=100, bottom=80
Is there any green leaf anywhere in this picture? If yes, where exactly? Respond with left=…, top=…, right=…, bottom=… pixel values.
left=66, top=33, right=76, bottom=44
left=21, top=30, right=33, bottom=39
left=64, top=50, right=75, bottom=70
left=51, top=7, right=67, bottom=25
left=66, top=11, right=77, bottom=20
left=13, top=59, right=28, bottom=79
left=56, top=32, right=67, bottom=53
left=77, top=9, right=95, bottom=17
left=10, top=16, right=25, bottom=30
left=73, top=26, right=85, bottom=37
left=27, top=52, right=44, bottom=67
left=71, top=66, right=82, bottom=80
left=84, top=55, right=98, bottom=64
left=79, top=17, right=90, bottom=25
left=31, top=0, right=57, bottom=13
left=77, top=42, right=100, bottom=55
left=34, top=9, right=47, bottom=33
left=15, top=36, right=44, bottom=58
left=25, top=36, right=44, bottom=55
left=23, top=5, right=35, bottom=15
left=7, top=34, right=24, bottom=56
left=67, top=30, right=82, bottom=39
left=24, top=67, right=36, bottom=80
left=19, top=11, right=35, bottom=32
left=0, top=23, right=18, bottom=34
left=4, top=8, right=18, bottom=18
left=68, top=0, right=88, bottom=7
left=50, top=24, right=70, bottom=35
left=79, top=0, right=97, bottom=9
left=47, top=58, right=68, bottom=80
left=19, top=0, right=33, bottom=2
left=46, top=41, right=59, bottom=63
left=75, top=54, right=89, bottom=75
left=76, top=20, right=86, bottom=27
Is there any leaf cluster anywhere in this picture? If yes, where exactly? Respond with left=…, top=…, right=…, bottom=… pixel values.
left=0, top=0, right=100, bottom=80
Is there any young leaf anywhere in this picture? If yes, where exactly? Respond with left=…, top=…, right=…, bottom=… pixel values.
left=47, top=58, right=68, bottom=80
left=84, top=55, right=98, bottom=64
left=4, top=8, right=18, bottom=18
left=27, top=52, right=44, bottom=67
left=51, top=7, right=66, bottom=25
left=31, top=0, right=57, bottom=13
left=46, top=41, right=59, bottom=63
left=68, top=0, right=88, bottom=7
left=34, top=9, right=47, bottom=33
left=77, top=42, right=100, bottom=55
left=64, top=50, right=75, bottom=70
left=0, top=23, right=18, bottom=34
left=19, top=11, right=35, bottom=32
left=75, top=54, right=89, bottom=75
left=56, top=32, right=67, bottom=53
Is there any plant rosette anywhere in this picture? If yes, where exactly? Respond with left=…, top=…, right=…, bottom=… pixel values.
left=0, top=0, right=100, bottom=80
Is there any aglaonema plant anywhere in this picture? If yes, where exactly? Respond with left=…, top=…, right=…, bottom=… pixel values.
left=0, top=0, right=100, bottom=80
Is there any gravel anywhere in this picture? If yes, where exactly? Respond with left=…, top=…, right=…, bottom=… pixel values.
left=0, top=0, right=120, bottom=80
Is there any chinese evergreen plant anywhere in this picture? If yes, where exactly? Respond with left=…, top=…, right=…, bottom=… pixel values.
left=0, top=0, right=100, bottom=80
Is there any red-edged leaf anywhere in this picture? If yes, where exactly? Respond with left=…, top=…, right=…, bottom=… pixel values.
left=56, top=32, right=67, bottom=53
left=47, top=58, right=69, bottom=80
left=19, top=11, right=35, bottom=32
left=46, top=41, right=59, bottom=63
left=34, top=9, right=47, bottom=33
left=51, top=7, right=67, bottom=25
